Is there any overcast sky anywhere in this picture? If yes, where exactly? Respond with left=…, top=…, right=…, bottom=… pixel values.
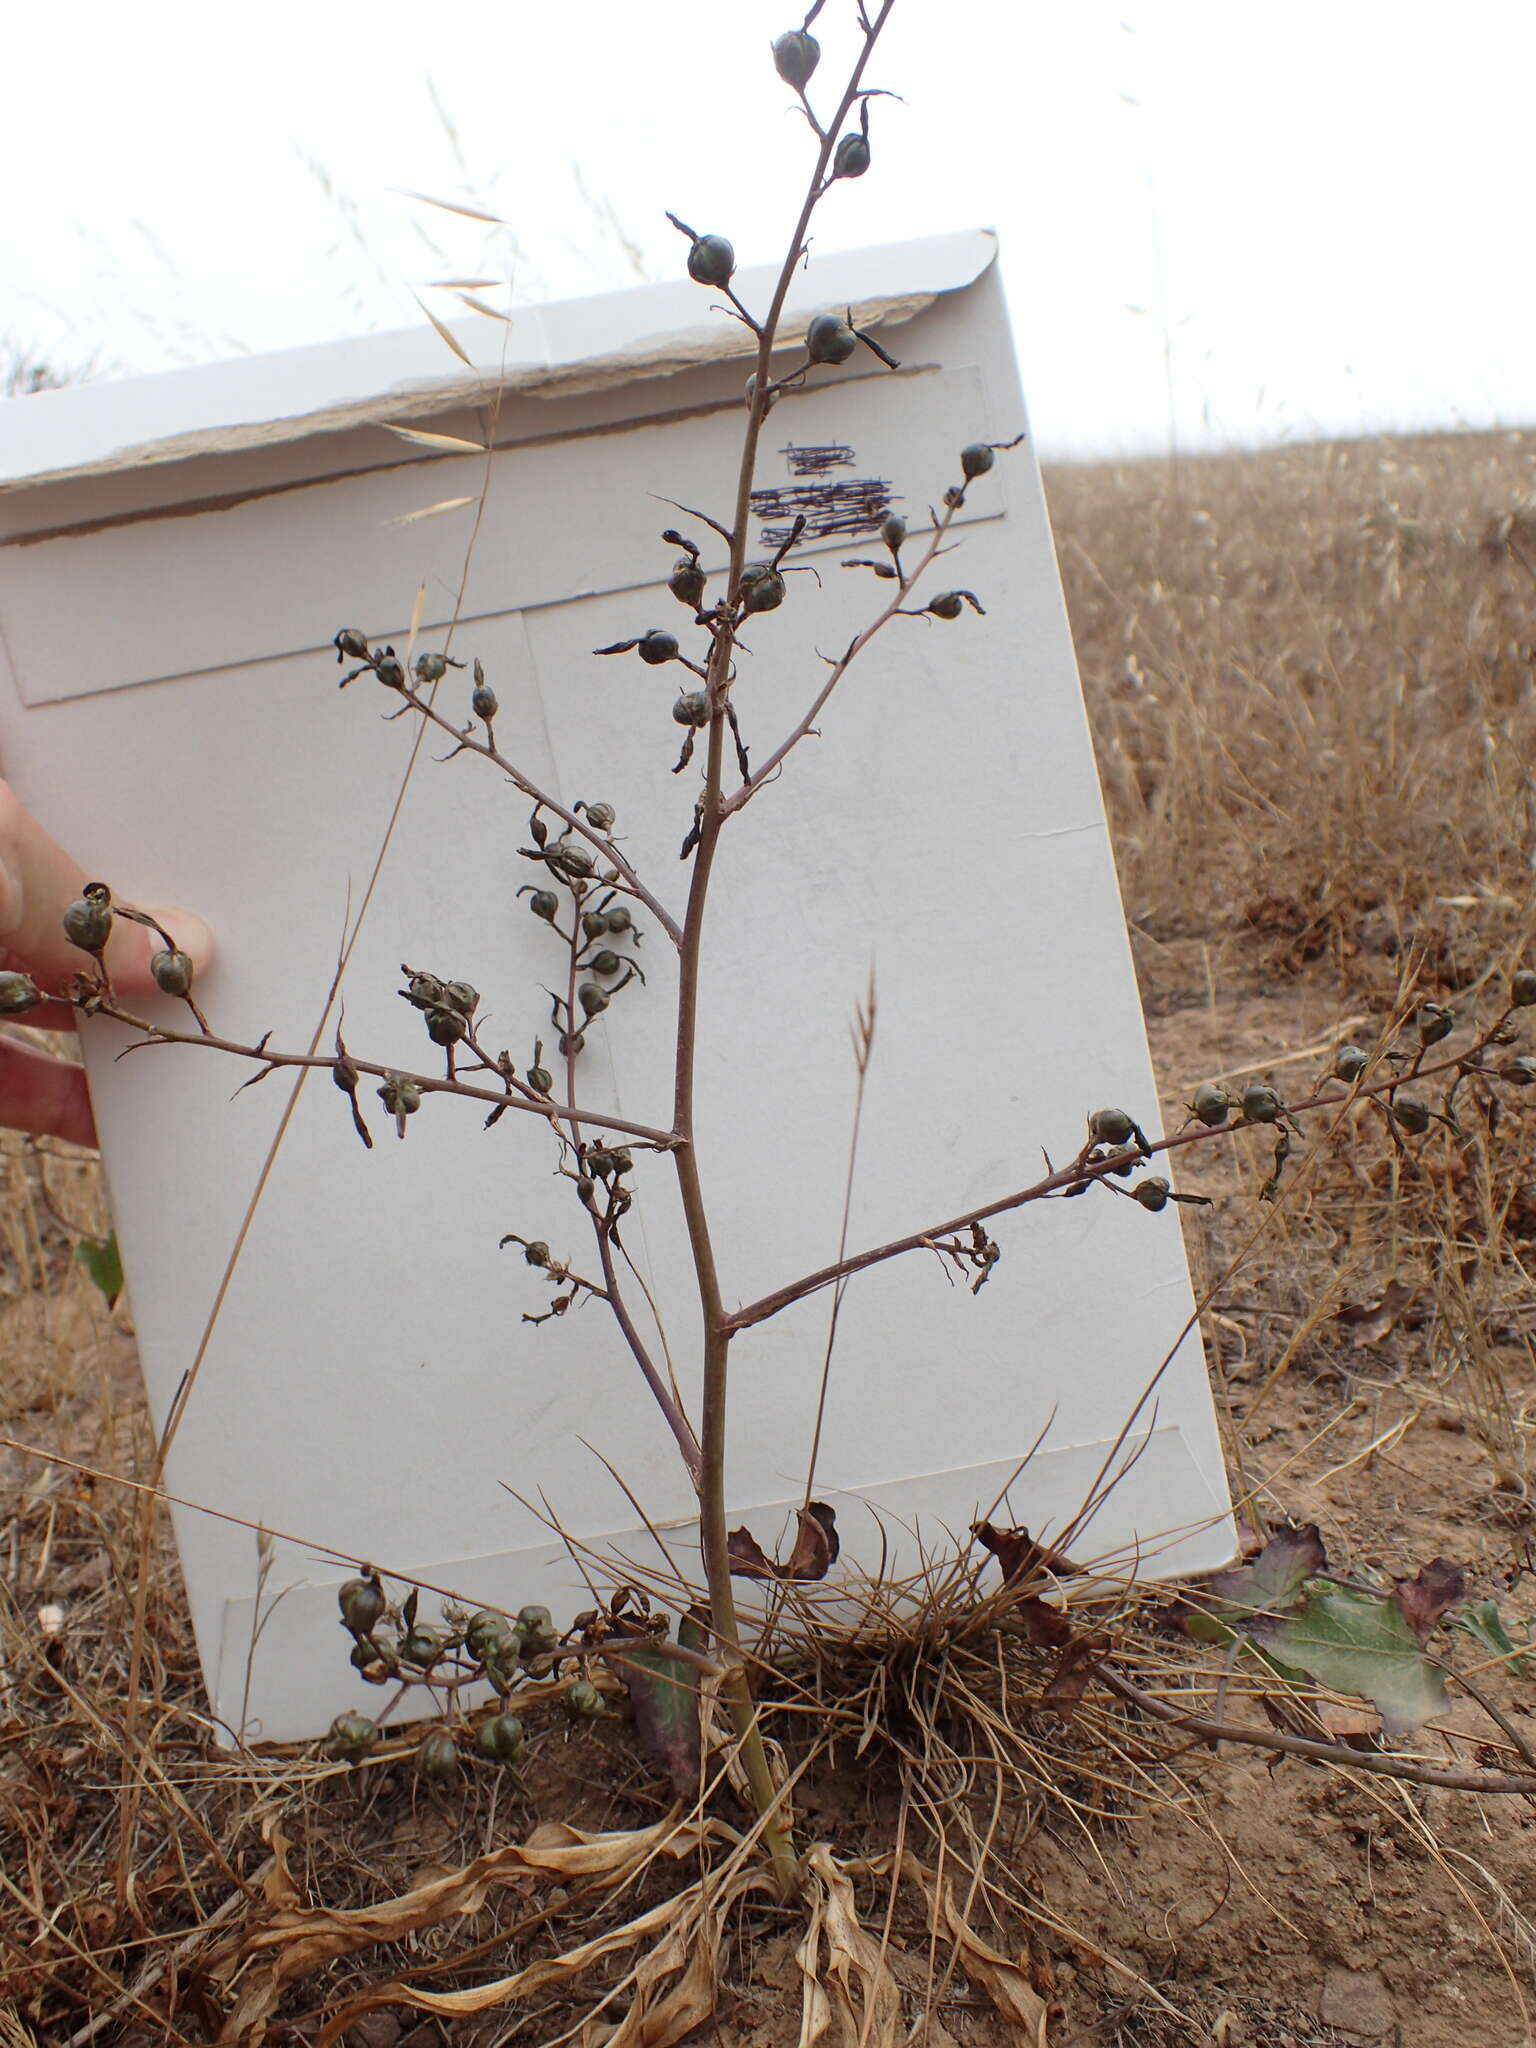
left=3, top=2, right=1532, bottom=458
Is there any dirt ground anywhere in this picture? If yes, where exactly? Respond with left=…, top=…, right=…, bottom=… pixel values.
left=4, top=427, right=1536, bottom=2045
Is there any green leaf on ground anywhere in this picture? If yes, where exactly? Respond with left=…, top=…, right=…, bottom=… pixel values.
left=1454, top=1597, right=1535, bottom=1677
left=608, top=1622, right=702, bottom=1797
left=74, top=1232, right=123, bottom=1307
left=1263, top=1587, right=1448, bottom=1738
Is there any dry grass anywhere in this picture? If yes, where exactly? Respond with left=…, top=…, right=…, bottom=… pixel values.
left=4, top=425, right=1536, bottom=2044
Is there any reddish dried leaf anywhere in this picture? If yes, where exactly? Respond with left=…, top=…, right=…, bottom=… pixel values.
left=727, top=1503, right=839, bottom=1583
left=972, top=1519, right=1080, bottom=1584
left=1393, top=1556, right=1467, bottom=1639
left=1203, top=1521, right=1327, bottom=1622
left=1041, top=1633, right=1109, bottom=1717
left=1015, top=1594, right=1073, bottom=1649
left=1333, top=1277, right=1415, bottom=1350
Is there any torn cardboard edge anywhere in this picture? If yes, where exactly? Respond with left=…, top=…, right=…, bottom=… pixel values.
left=0, top=229, right=997, bottom=496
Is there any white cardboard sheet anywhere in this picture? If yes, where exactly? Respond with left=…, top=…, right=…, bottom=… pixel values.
left=0, top=233, right=1234, bottom=1742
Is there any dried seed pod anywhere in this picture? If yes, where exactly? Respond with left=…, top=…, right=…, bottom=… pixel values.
left=1392, top=1093, right=1431, bottom=1136
left=1241, top=1083, right=1284, bottom=1124
left=805, top=312, right=857, bottom=365
left=1191, top=1083, right=1231, bottom=1127
left=926, top=590, right=985, bottom=620
left=686, top=234, right=736, bottom=288
left=673, top=690, right=711, bottom=727
left=523, top=1240, right=551, bottom=1268
left=605, top=905, right=633, bottom=935
left=638, top=629, right=680, bottom=666
left=1088, top=1108, right=1136, bottom=1146
left=527, top=1064, right=553, bottom=1096
left=772, top=26, right=820, bottom=87
left=578, top=981, right=610, bottom=1018
left=880, top=513, right=908, bottom=552
left=517, top=1604, right=558, bottom=1654
left=589, top=949, right=622, bottom=977
left=338, top=1576, right=386, bottom=1635
left=740, top=563, right=786, bottom=612
left=587, top=1147, right=617, bottom=1180
left=1500, top=1055, right=1536, bottom=1086
left=582, top=801, right=617, bottom=834
left=442, top=980, right=479, bottom=1019
left=564, top=1677, right=604, bottom=1719
left=465, top=1609, right=516, bottom=1663
left=1416, top=1002, right=1454, bottom=1047
left=1333, top=1044, right=1368, bottom=1083
left=669, top=556, right=707, bottom=607
left=1511, top=969, right=1536, bottom=1009
left=404, top=970, right=446, bottom=1010
left=471, top=658, right=498, bottom=721
left=400, top=1625, right=447, bottom=1668
left=582, top=911, right=608, bottom=940
left=609, top=1147, right=634, bottom=1176
left=833, top=131, right=871, bottom=178
left=425, top=1005, right=467, bottom=1046
left=528, top=890, right=560, bottom=923
left=0, top=970, right=43, bottom=1016
left=960, top=442, right=995, bottom=480
left=350, top=1640, right=387, bottom=1679
left=415, top=1727, right=459, bottom=1783
left=475, top=1711, right=526, bottom=1763
left=63, top=886, right=113, bottom=955
left=150, top=948, right=195, bottom=997
left=549, top=834, right=596, bottom=880
left=326, top=1711, right=378, bottom=1759
left=374, top=651, right=406, bottom=690
left=378, top=1073, right=423, bottom=1136
left=333, top=628, right=370, bottom=663
left=414, top=651, right=449, bottom=684
left=1134, top=1177, right=1171, bottom=1212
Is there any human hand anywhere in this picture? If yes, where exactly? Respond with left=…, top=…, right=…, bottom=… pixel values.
left=0, top=781, right=213, bottom=1147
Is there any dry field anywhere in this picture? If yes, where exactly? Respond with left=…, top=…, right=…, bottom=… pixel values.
left=3, top=425, right=1536, bottom=2046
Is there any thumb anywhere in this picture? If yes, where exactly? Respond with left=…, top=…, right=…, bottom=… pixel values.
left=0, top=781, right=213, bottom=1005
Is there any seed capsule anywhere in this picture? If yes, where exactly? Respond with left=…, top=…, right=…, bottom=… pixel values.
left=475, top=1711, right=526, bottom=1763
left=425, top=1006, right=467, bottom=1046
left=673, top=690, right=711, bottom=727
left=1333, top=1044, right=1368, bottom=1083
left=1500, top=1055, right=1536, bottom=1086
left=326, top=1711, right=377, bottom=1759
left=549, top=834, right=596, bottom=880
left=517, top=1604, right=558, bottom=1654
left=927, top=591, right=969, bottom=620
left=879, top=513, right=907, bottom=552
left=1392, top=1093, right=1432, bottom=1135
left=63, top=888, right=113, bottom=955
left=960, top=442, right=995, bottom=480
left=740, top=563, right=786, bottom=613
left=338, top=1576, right=386, bottom=1635
left=772, top=27, right=820, bottom=87
left=401, top=1626, right=447, bottom=1668
left=1134, top=1177, right=1171, bottom=1212
left=350, top=1640, right=387, bottom=1679
left=405, top=970, right=446, bottom=1010
left=0, top=970, right=43, bottom=1016
left=523, top=1240, right=550, bottom=1268
left=605, top=905, right=633, bottom=935
left=1191, top=1083, right=1230, bottom=1127
left=578, top=981, right=609, bottom=1018
left=442, top=980, right=479, bottom=1019
left=471, top=659, right=498, bottom=722
left=415, top=1727, right=459, bottom=1783
left=833, top=131, right=871, bottom=178
left=686, top=234, right=736, bottom=289
left=378, top=1073, right=423, bottom=1136
left=1088, top=1108, right=1136, bottom=1146
left=1241, top=1083, right=1284, bottom=1124
left=669, top=556, right=707, bottom=607
left=465, top=1609, right=515, bottom=1663
left=582, top=911, right=608, bottom=941
left=528, top=891, right=559, bottom=922
left=415, top=651, right=449, bottom=684
left=638, top=629, right=680, bottom=666
left=583, top=801, right=617, bottom=834
left=589, top=949, right=622, bottom=977
left=375, top=652, right=405, bottom=690
left=150, top=948, right=195, bottom=997
left=805, top=312, right=857, bottom=365
left=527, top=1064, right=553, bottom=1096
left=333, top=628, right=370, bottom=662
left=1416, top=1003, right=1454, bottom=1047
left=1511, top=969, right=1536, bottom=1009
left=564, top=1677, right=604, bottom=1719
